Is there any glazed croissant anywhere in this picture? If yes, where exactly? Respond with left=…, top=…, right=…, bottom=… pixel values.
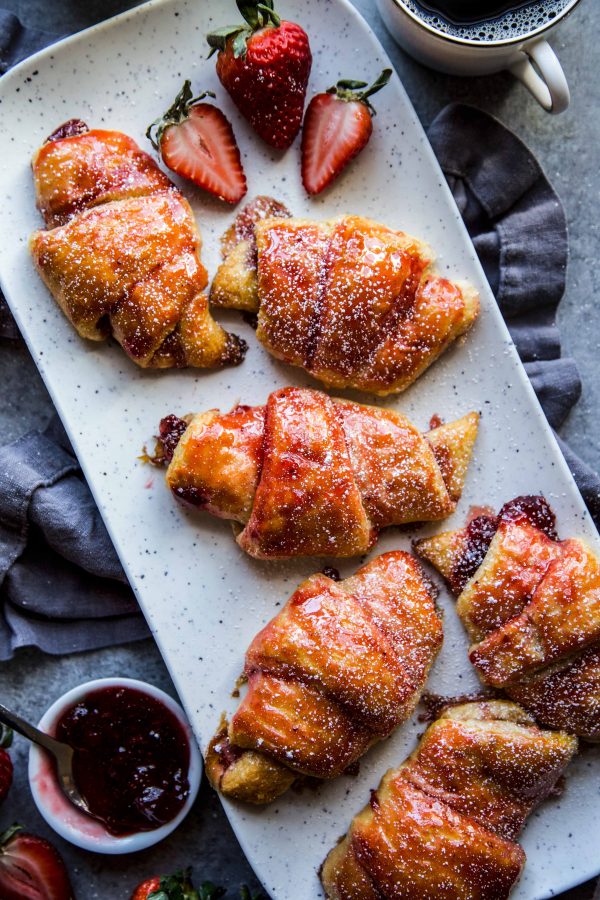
left=210, top=197, right=479, bottom=394
left=205, top=552, right=443, bottom=804
left=29, top=120, right=245, bottom=369
left=321, top=700, right=577, bottom=900
left=415, top=496, right=600, bottom=740
left=159, top=386, right=479, bottom=559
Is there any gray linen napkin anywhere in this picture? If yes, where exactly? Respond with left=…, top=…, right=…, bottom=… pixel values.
left=429, top=103, right=600, bottom=525
left=0, top=417, right=149, bottom=659
left=0, top=13, right=599, bottom=660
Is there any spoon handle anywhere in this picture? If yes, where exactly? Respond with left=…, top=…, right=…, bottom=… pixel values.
left=0, top=702, right=67, bottom=756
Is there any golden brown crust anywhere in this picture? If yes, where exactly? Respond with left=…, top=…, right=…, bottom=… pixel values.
left=256, top=217, right=333, bottom=368
left=237, top=389, right=375, bottom=559
left=414, top=498, right=600, bottom=740
left=341, top=778, right=525, bottom=900
left=336, top=399, right=453, bottom=528
left=426, top=412, right=480, bottom=505
left=206, top=552, right=443, bottom=802
left=30, top=127, right=245, bottom=369
left=321, top=701, right=577, bottom=900
left=403, top=701, right=577, bottom=840
left=211, top=196, right=291, bottom=312
left=211, top=202, right=479, bottom=394
left=32, top=128, right=172, bottom=227
left=167, top=406, right=265, bottom=520
left=164, top=387, right=479, bottom=559
left=205, top=718, right=295, bottom=805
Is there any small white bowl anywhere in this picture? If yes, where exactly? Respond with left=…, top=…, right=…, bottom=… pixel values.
left=28, top=677, right=202, bottom=854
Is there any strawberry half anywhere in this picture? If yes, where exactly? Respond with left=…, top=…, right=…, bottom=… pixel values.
left=207, top=0, right=312, bottom=149
left=301, top=69, right=392, bottom=195
left=0, top=725, right=14, bottom=805
left=0, top=825, right=74, bottom=900
left=147, top=81, right=247, bottom=204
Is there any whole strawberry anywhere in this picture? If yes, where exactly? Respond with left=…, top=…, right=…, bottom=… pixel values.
left=0, top=725, right=13, bottom=805
left=207, top=0, right=312, bottom=149
left=301, top=69, right=391, bottom=195
left=131, top=869, right=224, bottom=900
left=0, top=824, right=74, bottom=900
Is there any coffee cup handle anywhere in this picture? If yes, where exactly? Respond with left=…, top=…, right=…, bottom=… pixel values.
left=509, top=38, right=570, bottom=114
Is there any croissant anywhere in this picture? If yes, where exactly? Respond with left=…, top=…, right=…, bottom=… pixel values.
left=205, top=551, right=443, bottom=804
left=29, top=119, right=245, bottom=369
left=321, top=700, right=577, bottom=900
left=415, top=496, right=600, bottom=740
left=159, top=386, right=479, bottom=559
left=210, top=196, right=479, bottom=394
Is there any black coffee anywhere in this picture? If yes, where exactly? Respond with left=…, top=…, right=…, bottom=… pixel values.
left=404, top=0, right=570, bottom=41
left=417, top=1, right=536, bottom=25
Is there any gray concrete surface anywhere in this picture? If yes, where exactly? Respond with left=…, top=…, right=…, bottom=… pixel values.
left=0, top=1, right=598, bottom=898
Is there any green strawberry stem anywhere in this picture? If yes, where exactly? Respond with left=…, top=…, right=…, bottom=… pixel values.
left=207, top=0, right=281, bottom=59
left=327, top=68, right=392, bottom=114
left=0, top=725, right=13, bottom=750
left=239, top=888, right=267, bottom=900
left=146, top=874, right=262, bottom=900
left=147, top=867, right=201, bottom=900
left=237, top=0, right=280, bottom=29
left=0, top=824, right=23, bottom=848
left=198, top=884, right=226, bottom=900
left=146, top=81, right=216, bottom=151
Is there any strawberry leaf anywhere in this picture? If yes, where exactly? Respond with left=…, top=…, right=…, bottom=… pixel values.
left=146, top=81, right=216, bottom=150
left=237, top=1, right=256, bottom=27
left=325, top=68, right=392, bottom=115
left=235, top=0, right=279, bottom=31
left=257, top=3, right=280, bottom=27
left=0, top=824, right=22, bottom=848
left=360, top=68, right=392, bottom=101
left=232, top=30, right=250, bottom=58
left=206, top=24, right=247, bottom=57
left=146, top=868, right=202, bottom=900
left=0, top=726, right=13, bottom=750
left=336, top=79, right=368, bottom=90
left=239, top=887, right=267, bottom=900
left=198, top=883, right=226, bottom=900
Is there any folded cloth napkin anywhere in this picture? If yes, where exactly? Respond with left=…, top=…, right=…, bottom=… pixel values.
left=428, top=104, right=600, bottom=526
left=0, top=13, right=599, bottom=661
left=0, top=417, right=149, bottom=660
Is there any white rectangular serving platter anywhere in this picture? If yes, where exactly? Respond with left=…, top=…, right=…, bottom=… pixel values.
left=0, top=1, right=598, bottom=897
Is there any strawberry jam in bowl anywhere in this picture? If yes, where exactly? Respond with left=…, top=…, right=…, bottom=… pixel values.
left=28, top=678, right=202, bottom=854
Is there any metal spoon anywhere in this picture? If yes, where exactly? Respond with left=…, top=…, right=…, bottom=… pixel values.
left=0, top=702, right=91, bottom=817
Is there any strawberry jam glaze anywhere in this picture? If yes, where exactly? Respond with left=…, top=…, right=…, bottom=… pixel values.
left=55, top=687, right=190, bottom=836
left=450, top=495, right=558, bottom=594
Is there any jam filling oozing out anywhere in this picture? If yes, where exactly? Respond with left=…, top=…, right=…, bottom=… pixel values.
left=55, top=687, right=190, bottom=837
left=45, top=119, right=89, bottom=143
left=450, top=495, right=558, bottom=594
left=158, top=414, right=188, bottom=463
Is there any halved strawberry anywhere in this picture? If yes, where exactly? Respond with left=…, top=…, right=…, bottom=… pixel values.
left=0, top=725, right=14, bottom=805
left=147, top=81, right=247, bottom=204
left=207, top=0, right=312, bottom=149
left=0, top=825, right=74, bottom=900
left=301, top=69, right=391, bottom=195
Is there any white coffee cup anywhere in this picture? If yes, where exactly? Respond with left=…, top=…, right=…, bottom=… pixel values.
left=375, top=0, right=582, bottom=113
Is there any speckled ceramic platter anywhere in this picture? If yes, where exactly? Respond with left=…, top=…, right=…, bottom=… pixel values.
left=0, top=0, right=598, bottom=897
